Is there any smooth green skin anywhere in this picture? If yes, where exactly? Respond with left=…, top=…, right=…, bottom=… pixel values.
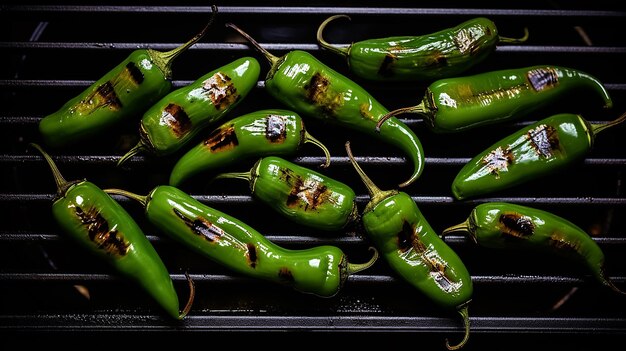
left=218, top=156, right=357, bottom=231
left=145, top=185, right=348, bottom=297
left=452, top=113, right=593, bottom=200
left=347, top=17, right=499, bottom=82
left=139, top=57, right=260, bottom=155
left=265, top=50, right=424, bottom=188
left=170, top=109, right=312, bottom=187
left=39, top=50, right=172, bottom=147
left=52, top=181, right=180, bottom=319
left=418, top=65, right=612, bottom=133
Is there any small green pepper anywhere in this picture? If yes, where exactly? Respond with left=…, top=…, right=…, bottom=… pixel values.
left=39, top=6, right=218, bottom=148
left=377, top=65, right=613, bottom=133
left=227, top=23, right=424, bottom=188
left=452, top=112, right=626, bottom=200
left=443, top=202, right=625, bottom=294
left=117, top=56, right=261, bottom=165
left=345, top=141, right=473, bottom=350
left=169, top=109, right=331, bottom=187
left=213, top=156, right=357, bottom=231
left=317, top=15, right=528, bottom=82
left=30, top=143, right=193, bottom=319
left=104, top=185, right=378, bottom=298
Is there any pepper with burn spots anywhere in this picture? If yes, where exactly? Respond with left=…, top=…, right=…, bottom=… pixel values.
left=226, top=23, right=424, bottom=188
left=451, top=111, right=626, bottom=200
left=213, top=156, right=358, bottom=231
left=30, top=143, right=193, bottom=320
left=169, top=109, right=331, bottom=187
left=443, top=202, right=625, bottom=294
left=345, top=141, right=473, bottom=350
left=117, top=56, right=260, bottom=165
left=376, top=65, right=613, bottom=133
left=39, top=6, right=218, bottom=148
left=317, top=15, right=528, bottom=82
left=104, top=185, right=378, bottom=297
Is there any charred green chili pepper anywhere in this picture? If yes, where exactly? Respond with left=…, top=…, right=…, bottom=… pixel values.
left=104, top=185, right=378, bottom=297
left=213, top=156, right=357, bottom=231
left=345, top=141, right=472, bottom=350
left=452, top=112, right=626, bottom=200
left=169, top=109, right=331, bottom=187
left=39, top=6, right=218, bottom=148
left=117, top=56, right=261, bottom=165
left=317, top=15, right=528, bottom=82
left=377, top=65, right=613, bottom=133
left=30, top=143, right=193, bottom=319
left=227, top=23, right=424, bottom=188
left=443, top=202, right=625, bottom=295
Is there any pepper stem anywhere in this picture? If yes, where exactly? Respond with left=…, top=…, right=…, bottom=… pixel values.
left=316, top=15, right=351, bottom=58
left=498, top=27, right=529, bottom=43
left=375, top=102, right=428, bottom=132
left=226, top=22, right=280, bottom=67
left=30, top=143, right=77, bottom=197
left=591, top=111, right=626, bottom=135
left=179, top=271, right=196, bottom=319
left=117, top=141, right=146, bottom=167
left=303, top=130, right=332, bottom=168
left=213, top=170, right=253, bottom=183
left=103, top=188, right=148, bottom=207
left=346, top=247, right=379, bottom=275
left=442, top=220, right=471, bottom=237
left=150, top=5, right=218, bottom=80
left=445, top=304, right=471, bottom=350
left=599, top=266, right=626, bottom=295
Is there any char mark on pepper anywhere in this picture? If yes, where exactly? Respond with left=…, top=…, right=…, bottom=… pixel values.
left=528, top=124, right=560, bottom=158
left=481, top=146, right=514, bottom=178
left=265, top=115, right=287, bottom=143
left=160, top=103, right=191, bottom=137
left=378, top=53, right=397, bottom=77
left=498, top=212, right=535, bottom=238
left=548, top=231, right=583, bottom=256
left=173, top=208, right=223, bottom=242
left=278, top=267, right=294, bottom=282
left=74, top=205, right=129, bottom=256
left=424, top=51, right=448, bottom=67
left=304, top=72, right=342, bottom=117
left=247, top=243, right=257, bottom=268
left=124, top=62, right=145, bottom=85
left=202, top=72, right=239, bottom=110
left=77, top=81, right=122, bottom=114
left=283, top=171, right=330, bottom=211
left=203, top=125, right=239, bottom=152
left=527, top=67, right=559, bottom=92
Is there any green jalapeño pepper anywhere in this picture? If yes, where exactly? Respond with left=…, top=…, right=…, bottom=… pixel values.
left=377, top=65, right=613, bottom=133
left=317, top=15, right=528, bottom=82
left=214, top=156, right=357, bottom=231
left=104, top=185, right=378, bottom=297
left=117, top=56, right=261, bottom=165
left=39, top=6, right=218, bottom=148
left=30, top=143, right=193, bottom=319
left=443, top=202, right=625, bottom=295
left=452, top=112, right=626, bottom=200
left=345, top=141, right=472, bottom=350
left=227, top=23, right=424, bottom=188
left=169, top=109, right=331, bottom=187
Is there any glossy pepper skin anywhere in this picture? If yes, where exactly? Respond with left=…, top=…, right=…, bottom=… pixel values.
left=169, top=109, right=331, bottom=187
left=452, top=112, right=626, bottom=200
left=214, top=156, right=358, bottom=231
left=227, top=23, right=424, bottom=188
left=443, top=202, right=624, bottom=294
left=345, top=141, right=472, bottom=350
left=117, top=56, right=261, bottom=165
left=39, top=6, right=218, bottom=148
left=30, top=144, right=191, bottom=319
left=105, top=185, right=378, bottom=297
left=317, top=15, right=528, bottom=82
left=378, top=65, right=613, bottom=133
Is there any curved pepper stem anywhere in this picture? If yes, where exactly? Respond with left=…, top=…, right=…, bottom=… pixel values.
left=346, top=246, right=379, bottom=275
left=498, top=27, right=529, bottom=44
left=446, top=304, right=471, bottom=350
left=316, top=15, right=352, bottom=58
left=30, top=143, right=79, bottom=197
left=179, top=271, right=196, bottom=319
left=117, top=141, right=146, bottom=167
left=590, top=111, right=626, bottom=136
left=302, top=130, right=332, bottom=168
left=226, top=22, right=280, bottom=67
left=103, top=188, right=148, bottom=207
left=375, top=102, right=429, bottom=132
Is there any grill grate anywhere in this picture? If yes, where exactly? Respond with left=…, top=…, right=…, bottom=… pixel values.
left=2, top=2, right=625, bottom=348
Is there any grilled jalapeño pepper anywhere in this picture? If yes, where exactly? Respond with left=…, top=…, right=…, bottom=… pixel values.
left=317, top=15, right=528, bottom=82
left=227, top=23, right=424, bottom=188
left=31, top=143, right=193, bottom=319
left=169, top=109, right=331, bottom=187
left=345, top=141, right=472, bottom=350
left=214, top=156, right=357, bottom=231
left=117, top=56, right=261, bottom=165
left=105, top=185, right=378, bottom=297
left=39, top=6, right=218, bottom=148
left=377, top=65, right=613, bottom=133
left=452, top=112, right=626, bottom=200
left=443, top=202, right=625, bottom=294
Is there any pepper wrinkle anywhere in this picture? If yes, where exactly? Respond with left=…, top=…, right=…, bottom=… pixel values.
left=378, top=53, right=397, bottom=77
left=304, top=72, right=343, bottom=117
left=278, top=267, right=294, bottom=282
left=246, top=243, right=257, bottom=268
left=527, top=67, right=559, bottom=92
left=265, top=114, right=287, bottom=143
left=160, top=103, right=191, bottom=137
left=498, top=212, right=535, bottom=238
left=203, top=125, right=239, bottom=152
left=527, top=124, right=560, bottom=158
left=74, top=205, right=129, bottom=256
left=481, top=146, right=514, bottom=178
left=124, top=61, right=145, bottom=85
left=203, top=72, right=239, bottom=110
left=172, top=208, right=223, bottom=242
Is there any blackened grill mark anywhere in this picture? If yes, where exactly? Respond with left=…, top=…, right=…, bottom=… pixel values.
left=282, top=168, right=330, bottom=211
left=125, top=62, right=145, bottom=85
left=172, top=208, right=223, bottom=242
left=74, top=206, right=129, bottom=256
left=425, top=51, right=448, bottom=67
left=528, top=124, right=560, bottom=158
left=527, top=67, right=559, bottom=92
left=203, top=73, right=239, bottom=111
left=397, top=221, right=414, bottom=253
left=266, top=115, right=287, bottom=143
left=498, top=212, right=535, bottom=238
left=247, top=243, right=257, bottom=268
left=161, top=103, right=191, bottom=137
left=481, top=146, right=515, bottom=178
left=278, top=267, right=294, bottom=282
left=549, top=232, right=582, bottom=256
left=203, top=125, right=238, bottom=152
left=303, top=72, right=342, bottom=117
left=95, top=81, right=122, bottom=111
left=378, top=54, right=397, bottom=77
